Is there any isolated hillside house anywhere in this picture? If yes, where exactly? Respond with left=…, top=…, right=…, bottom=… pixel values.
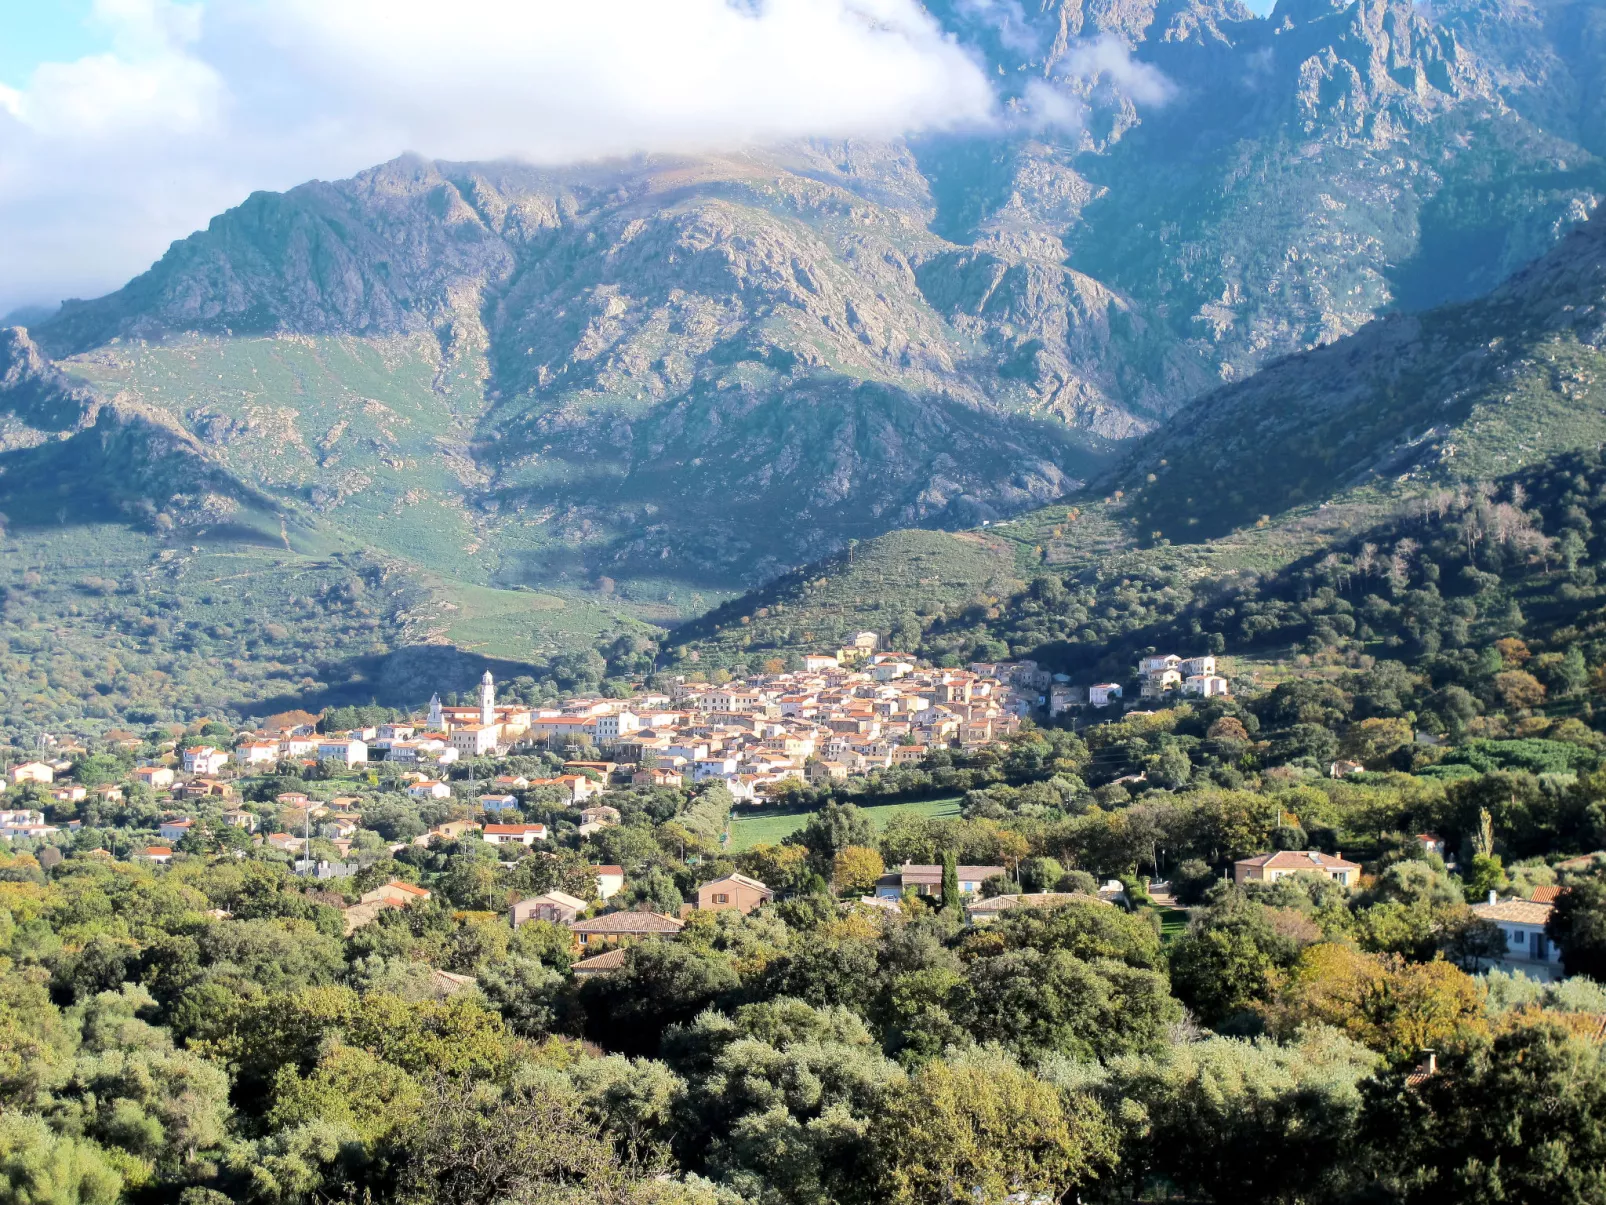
left=695, top=874, right=773, bottom=914
left=408, top=781, right=451, bottom=800
left=1234, top=850, right=1360, bottom=887
left=578, top=805, right=622, bottom=836
left=133, top=765, right=174, bottom=789
left=1472, top=894, right=1566, bottom=982
left=511, top=891, right=588, bottom=927
left=874, top=863, right=1007, bottom=899
left=158, top=818, right=194, bottom=842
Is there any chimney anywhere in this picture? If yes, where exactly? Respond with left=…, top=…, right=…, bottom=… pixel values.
left=1488, top=889, right=1498, bottom=906
left=1421, top=1050, right=1437, bottom=1075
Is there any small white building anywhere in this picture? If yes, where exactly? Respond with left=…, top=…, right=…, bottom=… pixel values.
left=183, top=747, right=229, bottom=775
left=592, top=864, right=625, bottom=899
left=407, top=780, right=451, bottom=800
left=1089, top=683, right=1123, bottom=708
left=1180, top=655, right=1217, bottom=677
left=1182, top=674, right=1229, bottom=697
left=1472, top=895, right=1566, bottom=983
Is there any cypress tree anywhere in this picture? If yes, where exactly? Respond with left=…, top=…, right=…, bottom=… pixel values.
left=941, top=849, right=961, bottom=914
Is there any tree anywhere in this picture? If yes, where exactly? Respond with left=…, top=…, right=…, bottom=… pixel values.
left=832, top=846, right=885, bottom=896
left=1092, top=1029, right=1377, bottom=1203
left=1359, top=1022, right=1606, bottom=1202
left=1547, top=878, right=1606, bottom=980
left=789, top=802, right=875, bottom=872
left=580, top=943, right=739, bottom=1056
left=1261, top=944, right=1485, bottom=1062
left=1168, top=895, right=1299, bottom=1026
left=870, top=1050, right=1115, bottom=1205
left=0, top=1112, right=122, bottom=1205
left=940, top=851, right=960, bottom=915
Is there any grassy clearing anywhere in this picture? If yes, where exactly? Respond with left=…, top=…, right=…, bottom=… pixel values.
left=727, top=795, right=963, bottom=852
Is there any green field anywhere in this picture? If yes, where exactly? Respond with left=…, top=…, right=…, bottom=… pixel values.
left=726, top=796, right=963, bottom=852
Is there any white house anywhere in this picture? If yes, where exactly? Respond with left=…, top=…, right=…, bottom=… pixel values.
left=1089, top=683, right=1123, bottom=707
left=407, top=781, right=452, bottom=800
left=316, top=738, right=368, bottom=766
left=1180, top=655, right=1217, bottom=677
left=592, top=864, right=625, bottom=899
left=1182, top=674, right=1230, bottom=697
left=481, top=823, right=547, bottom=847
left=234, top=741, right=281, bottom=766
left=1138, top=654, right=1180, bottom=675
left=183, top=747, right=229, bottom=775
left=1472, top=894, right=1566, bottom=983
left=158, top=818, right=195, bottom=842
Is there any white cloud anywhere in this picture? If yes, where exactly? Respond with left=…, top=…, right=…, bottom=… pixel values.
left=1057, top=35, right=1176, bottom=107
left=0, top=0, right=997, bottom=314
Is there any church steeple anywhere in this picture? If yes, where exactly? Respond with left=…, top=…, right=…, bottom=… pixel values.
left=427, top=693, right=443, bottom=729
left=478, top=671, right=495, bottom=727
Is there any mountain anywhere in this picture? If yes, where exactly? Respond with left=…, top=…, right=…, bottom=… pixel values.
left=668, top=199, right=1606, bottom=672
left=4, top=0, right=1606, bottom=724
left=1111, top=205, right=1606, bottom=541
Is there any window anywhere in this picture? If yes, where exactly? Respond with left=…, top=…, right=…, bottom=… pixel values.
left=713, top=893, right=730, bottom=905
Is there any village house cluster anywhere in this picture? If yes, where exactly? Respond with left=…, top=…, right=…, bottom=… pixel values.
left=1044, top=652, right=1230, bottom=716
left=220, top=635, right=1039, bottom=803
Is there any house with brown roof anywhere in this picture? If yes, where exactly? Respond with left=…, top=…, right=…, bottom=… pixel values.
left=568, top=910, right=683, bottom=949
left=1234, top=850, right=1360, bottom=888
left=873, top=862, right=1007, bottom=900
left=694, top=873, right=772, bottom=914
left=965, top=892, right=1111, bottom=925
left=570, top=947, right=629, bottom=979
left=1472, top=893, right=1566, bottom=983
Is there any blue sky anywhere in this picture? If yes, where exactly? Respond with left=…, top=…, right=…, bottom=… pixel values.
left=0, top=0, right=1247, bottom=315
left=0, top=1, right=99, bottom=88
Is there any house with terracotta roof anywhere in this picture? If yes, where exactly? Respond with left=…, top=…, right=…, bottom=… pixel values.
left=1472, top=893, right=1566, bottom=982
left=568, top=910, right=684, bottom=948
left=591, top=865, right=625, bottom=899
left=482, top=823, right=547, bottom=847
left=1234, top=850, right=1360, bottom=888
left=10, top=762, right=54, bottom=785
left=570, top=947, right=629, bottom=979
left=360, top=881, right=431, bottom=906
left=873, top=863, right=1007, bottom=900
left=134, top=846, right=173, bottom=864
